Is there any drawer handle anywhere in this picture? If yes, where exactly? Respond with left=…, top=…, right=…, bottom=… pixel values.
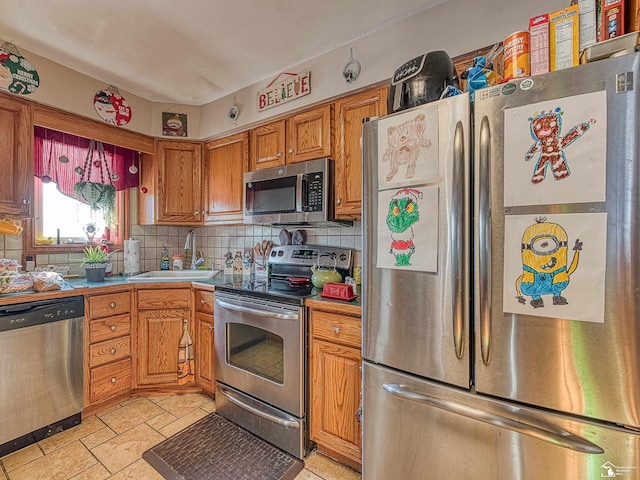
left=111, top=377, right=117, bottom=384
left=110, top=302, right=116, bottom=308
left=110, top=348, right=117, bottom=355
left=110, top=325, right=117, bottom=331
left=333, top=327, right=340, bottom=334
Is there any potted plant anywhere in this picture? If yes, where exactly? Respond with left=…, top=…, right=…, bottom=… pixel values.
left=81, top=245, right=111, bottom=282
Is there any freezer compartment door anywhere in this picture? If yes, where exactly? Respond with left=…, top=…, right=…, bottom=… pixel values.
left=363, top=93, right=471, bottom=389
left=473, top=52, right=640, bottom=428
left=363, top=362, right=639, bottom=480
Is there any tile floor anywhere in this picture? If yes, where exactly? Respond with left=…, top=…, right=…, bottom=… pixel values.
left=0, top=393, right=361, bottom=480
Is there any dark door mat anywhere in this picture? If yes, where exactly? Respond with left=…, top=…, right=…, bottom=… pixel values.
left=143, top=413, right=304, bottom=480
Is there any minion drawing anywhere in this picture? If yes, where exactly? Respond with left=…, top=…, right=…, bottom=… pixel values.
left=515, top=217, right=583, bottom=308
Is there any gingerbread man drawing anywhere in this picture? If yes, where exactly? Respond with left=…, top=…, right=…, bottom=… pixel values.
left=524, top=108, right=595, bottom=184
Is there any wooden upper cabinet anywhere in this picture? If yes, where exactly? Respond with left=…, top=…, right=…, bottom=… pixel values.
left=286, top=103, right=332, bottom=164
left=250, top=119, right=286, bottom=170
left=203, top=132, right=248, bottom=225
left=154, top=140, right=203, bottom=224
left=0, top=95, right=32, bottom=216
left=333, top=86, right=387, bottom=219
left=249, top=104, right=333, bottom=171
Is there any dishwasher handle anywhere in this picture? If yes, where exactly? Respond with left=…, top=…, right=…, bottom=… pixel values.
left=382, top=383, right=604, bottom=454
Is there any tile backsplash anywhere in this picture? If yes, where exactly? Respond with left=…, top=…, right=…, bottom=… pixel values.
left=0, top=222, right=362, bottom=276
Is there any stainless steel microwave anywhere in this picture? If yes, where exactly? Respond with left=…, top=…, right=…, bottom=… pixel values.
left=243, top=158, right=352, bottom=227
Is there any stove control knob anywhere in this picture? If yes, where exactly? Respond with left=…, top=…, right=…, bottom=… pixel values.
left=277, top=251, right=284, bottom=257
left=271, top=250, right=276, bottom=256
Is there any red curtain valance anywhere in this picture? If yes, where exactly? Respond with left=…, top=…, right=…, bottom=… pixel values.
left=34, top=126, right=139, bottom=199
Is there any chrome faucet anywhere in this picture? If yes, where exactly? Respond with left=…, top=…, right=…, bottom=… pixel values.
left=184, top=229, right=204, bottom=270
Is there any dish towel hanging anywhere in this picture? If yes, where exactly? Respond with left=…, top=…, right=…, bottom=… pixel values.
left=178, top=319, right=195, bottom=385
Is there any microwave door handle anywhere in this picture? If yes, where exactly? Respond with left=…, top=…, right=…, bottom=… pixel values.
left=296, top=173, right=305, bottom=212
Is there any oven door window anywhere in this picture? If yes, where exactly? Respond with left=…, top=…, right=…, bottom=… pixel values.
left=226, top=323, right=284, bottom=385
left=246, top=176, right=297, bottom=214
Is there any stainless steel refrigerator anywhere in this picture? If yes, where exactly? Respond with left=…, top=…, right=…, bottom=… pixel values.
left=362, top=52, right=640, bottom=479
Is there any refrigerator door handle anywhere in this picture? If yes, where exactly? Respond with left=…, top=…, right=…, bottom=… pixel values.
left=451, top=120, right=465, bottom=359
left=382, top=383, right=604, bottom=454
left=478, top=115, right=492, bottom=365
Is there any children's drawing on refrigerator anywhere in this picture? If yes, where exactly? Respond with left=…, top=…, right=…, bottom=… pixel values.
left=376, top=185, right=438, bottom=272
left=377, top=104, right=439, bottom=190
left=503, top=90, right=607, bottom=206
left=503, top=212, right=607, bottom=323
left=525, top=108, right=595, bottom=184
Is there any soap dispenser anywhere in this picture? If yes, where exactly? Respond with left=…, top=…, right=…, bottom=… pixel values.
left=161, top=246, right=170, bottom=271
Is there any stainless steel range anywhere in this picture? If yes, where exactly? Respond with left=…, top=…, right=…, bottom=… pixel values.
left=214, top=245, right=352, bottom=459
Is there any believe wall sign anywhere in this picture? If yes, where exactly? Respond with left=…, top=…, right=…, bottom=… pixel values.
left=257, top=72, right=310, bottom=112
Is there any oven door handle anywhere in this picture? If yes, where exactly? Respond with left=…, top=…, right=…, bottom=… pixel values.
left=218, top=384, right=301, bottom=428
left=215, top=298, right=299, bottom=320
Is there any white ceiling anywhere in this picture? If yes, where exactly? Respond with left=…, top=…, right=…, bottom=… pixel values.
left=0, top=0, right=446, bottom=106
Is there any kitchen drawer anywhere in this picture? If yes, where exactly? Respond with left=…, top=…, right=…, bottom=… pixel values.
left=90, top=357, right=132, bottom=404
left=195, top=290, right=214, bottom=314
left=137, top=288, right=190, bottom=309
left=89, top=313, right=131, bottom=343
left=311, top=310, right=361, bottom=348
left=89, top=291, right=132, bottom=319
left=89, top=335, right=131, bottom=367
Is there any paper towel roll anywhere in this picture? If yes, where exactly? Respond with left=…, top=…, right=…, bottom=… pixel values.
left=124, top=238, right=141, bottom=275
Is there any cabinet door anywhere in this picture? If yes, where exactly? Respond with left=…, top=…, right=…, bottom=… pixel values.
left=310, top=339, right=362, bottom=466
left=137, top=308, right=189, bottom=386
left=203, top=132, right=248, bottom=224
left=194, top=311, right=215, bottom=391
left=250, top=120, right=286, bottom=170
left=155, top=140, right=203, bottom=223
left=333, top=86, right=387, bottom=218
left=0, top=95, right=31, bottom=216
left=286, top=104, right=332, bottom=164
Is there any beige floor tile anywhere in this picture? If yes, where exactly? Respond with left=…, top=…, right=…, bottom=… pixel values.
left=91, top=422, right=164, bottom=474
left=158, top=407, right=208, bottom=438
left=97, top=398, right=164, bottom=434
left=304, top=451, right=362, bottom=480
left=117, top=397, right=139, bottom=407
left=108, top=458, right=164, bottom=480
left=0, top=444, right=43, bottom=472
left=155, top=393, right=212, bottom=417
left=145, top=411, right=178, bottom=432
left=294, top=469, right=324, bottom=480
left=38, top=415, right=106, bottom=454
left=200, top=399, right=217, bottom=413
left=69, top=463, right=111, bottom=480
left=80, top=426, right=117, bottom=450
left=146, top=395, right=171, bottom=404
left=0, top=467, right=6, bottom=480
left=8, top=441, right=96, bottom=480
left=95, top=403, right=122, bottom=417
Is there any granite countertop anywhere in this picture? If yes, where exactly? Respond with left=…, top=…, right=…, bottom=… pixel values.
left=0, top=273, right=361, bottom=307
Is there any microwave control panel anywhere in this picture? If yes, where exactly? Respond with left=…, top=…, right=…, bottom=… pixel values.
left=304, top=172, right=323, bottom=212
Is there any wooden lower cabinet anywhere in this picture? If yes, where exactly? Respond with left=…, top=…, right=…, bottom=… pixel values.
left=194, top=289, right=215, bottom=392
left=308, top=299, right=362, bottom=471
left=84, top=289, right=133, bottom=412
left=136, top=287, right=192, bottom=387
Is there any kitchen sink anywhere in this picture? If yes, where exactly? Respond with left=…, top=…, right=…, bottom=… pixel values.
left=126, top=270, right=219, bottom=282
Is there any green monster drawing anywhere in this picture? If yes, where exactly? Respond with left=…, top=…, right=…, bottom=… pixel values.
left=386, top=188, right=423, bottom=266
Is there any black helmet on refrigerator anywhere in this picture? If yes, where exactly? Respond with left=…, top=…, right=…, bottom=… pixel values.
left=388, top=51, right=459, bottom=113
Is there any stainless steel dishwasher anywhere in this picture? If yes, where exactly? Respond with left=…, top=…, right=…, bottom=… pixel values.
left=0, top=295, right=84, bottom=456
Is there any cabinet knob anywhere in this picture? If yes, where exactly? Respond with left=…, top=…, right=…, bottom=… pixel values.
left=110, top=325, right=117, bottom=331
left=333, top=327, right=340, bottom=334
left=22, top=198, right=30, bottom=205
left=288, top=148, right=293, bottom=154
left=111, top=377, right=117, bottom=384
left=194, top=211, right=200, bottom=215
left=200, top=299, right=206, bottom=304
left=110, top=348, right=117, bottom=355
left=209, top=325, right=214, bottom=331
left=336, top=199, right=341, bottom=205
left=110, top=302, right=116, bottom=308
left=276, top=152, right=282, bottom=157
